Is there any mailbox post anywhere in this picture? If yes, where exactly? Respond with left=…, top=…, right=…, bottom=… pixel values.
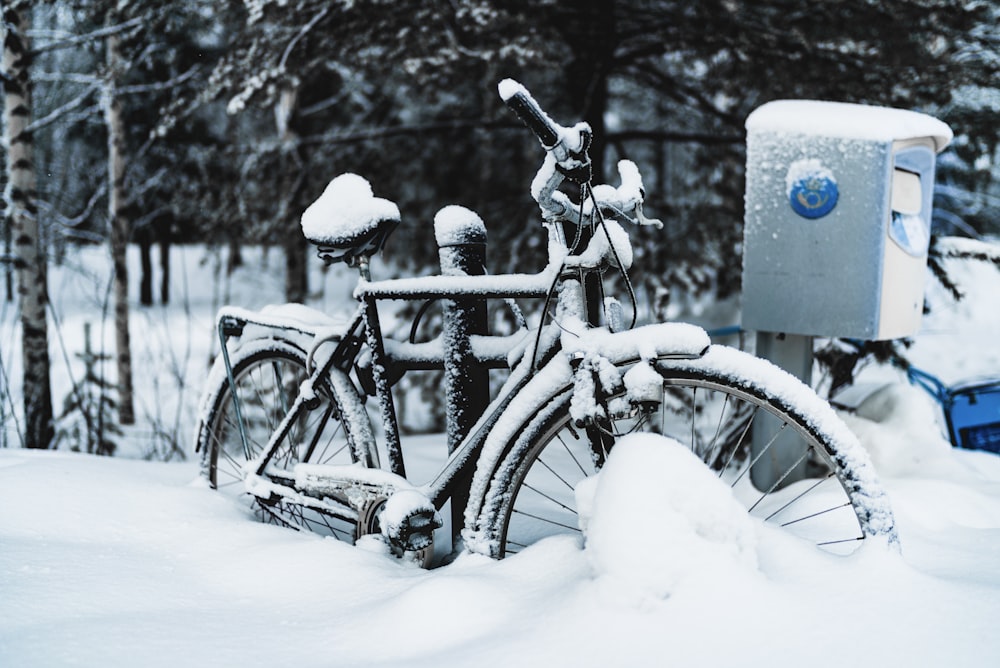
left=742, top=100, right=952, bottom=489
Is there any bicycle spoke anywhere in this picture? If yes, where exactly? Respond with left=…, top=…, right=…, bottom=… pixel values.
left=310, top=417, right=351, bottom=465
left=763, top=473, right=834, bottom=522
left=218, top=443, right=248, bottom=473
left=748, top=449, right=810, bottom=512
left=731, top=422, right=787, bottom=487
left=556, top=432, right=590, bottom=477
left=817, top=535, right=864, bottom=547
left=690, top=386, right=698, bottom=456
left=704, top=392, right=733, bottom=464
left=534, top=455, right=579, bottom=493
left=520, top=481, right=578, bottom=516
left=246, top=367, right=279, bottom=435
left=219, top=405, right=268, bottom=455
left=511, top=507, right=579, bottom=532
left=780, top=501, right=853, bottom=528
left=719, top=405, right=756, bottom=476
left=495, top=355, right=882, bottom=558
left=202, top=346, right=371, bottom=544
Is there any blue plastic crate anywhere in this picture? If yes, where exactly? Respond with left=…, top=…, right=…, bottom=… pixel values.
left=909, top=368, right=1000, bottom=454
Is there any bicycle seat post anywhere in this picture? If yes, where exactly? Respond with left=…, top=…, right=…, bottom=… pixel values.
left=354, top=255, right=372, bottom=282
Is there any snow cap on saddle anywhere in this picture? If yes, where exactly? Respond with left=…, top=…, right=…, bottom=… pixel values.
left=301, top=173, right=401, bottom=264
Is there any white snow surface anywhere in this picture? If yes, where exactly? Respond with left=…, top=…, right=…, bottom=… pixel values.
left=433, top=205, right=486, bottom=246
left=785, top=158, right=837, bottom=196
left=300, top=173, right=400, bottom=245
left=746, top=99, right=953, bottom=152
left=576, top=434, right=759, bottom=600
left=2, top=241, right=1000, bottom=666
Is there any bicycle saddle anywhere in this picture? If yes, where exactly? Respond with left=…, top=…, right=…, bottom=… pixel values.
left=301, top=173, right=401, bottom=265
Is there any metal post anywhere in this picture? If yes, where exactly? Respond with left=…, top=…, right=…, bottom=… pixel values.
left=435, top=206, right=489, bottom=542
left=752, top=331, right=812, bottom=491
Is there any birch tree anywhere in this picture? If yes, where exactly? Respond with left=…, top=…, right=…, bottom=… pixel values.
left=103, top=27, right=134, bottom=424
left=2, top=0, right=53, bottom=449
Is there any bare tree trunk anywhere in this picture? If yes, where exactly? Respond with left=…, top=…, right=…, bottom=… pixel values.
left=2, top=203, right=11, bottom=301
left=276, top=85, right=307, bottom=303
left=284, top=227, right=307, bottom=303
left=137, top=223, right=153, bottom=306
left=3, top=2, right=53, bottom=448
left=562, top=0, right=615, bottom=181
left=158, top=221, right=170, bottom=305
left=104, top=32, right=134, bottom=425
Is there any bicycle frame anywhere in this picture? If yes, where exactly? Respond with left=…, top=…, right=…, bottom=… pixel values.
left=228, top=235, right=582, bottom=504
left=215, top=79, right=712, bottom=551
left=200, top=78, right=898, bottom=563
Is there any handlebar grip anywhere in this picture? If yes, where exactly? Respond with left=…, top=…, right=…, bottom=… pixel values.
left=498, top=79, right=560, bottom=149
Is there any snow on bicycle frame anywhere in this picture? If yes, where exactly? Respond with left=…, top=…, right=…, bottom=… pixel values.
left=196, top=78, right=896, bottom=563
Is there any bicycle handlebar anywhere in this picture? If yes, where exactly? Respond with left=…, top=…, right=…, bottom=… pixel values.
left=498, top=78, right=659, bottom=233
left=498, top=79, right=561, bottom=149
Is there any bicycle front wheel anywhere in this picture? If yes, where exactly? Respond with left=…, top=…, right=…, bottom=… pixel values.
left=466, top=345, right=895, bottom=559
left=197, top=338, right=376, bottom=541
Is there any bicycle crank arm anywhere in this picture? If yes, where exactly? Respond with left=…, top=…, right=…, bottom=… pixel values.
left=293, top=463, right=443, bottom=555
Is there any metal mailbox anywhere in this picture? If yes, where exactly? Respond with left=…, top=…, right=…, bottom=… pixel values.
left=742, top=100, right=952, bottom=340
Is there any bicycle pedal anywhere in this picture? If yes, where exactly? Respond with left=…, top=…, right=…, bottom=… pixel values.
left=379, top=490, right=442, bottom=553
left=256, top=493, right=282, bottom=508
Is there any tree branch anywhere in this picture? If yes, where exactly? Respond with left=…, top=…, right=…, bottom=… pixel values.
left=118, top=65, right=200, bottom=96
left=30, top=17, right=145, bottom=55
left=27, top=90, right=98, bottom=132
left=279, top=7, right=330, bottom=72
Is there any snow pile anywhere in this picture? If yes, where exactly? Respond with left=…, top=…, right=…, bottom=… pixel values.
left=300, top=173, right=400, bottom=245
left=576, top=434, right=758, bottom=600
left=433, top=205, right=486, bottom=247
left=2, top=238, right=1000, bottom=665
left=913, top=240, right=1000, bottom=384
left=784, top=158, right=837, bottom=197
left=840, top=383, right=959, bottom=478
left=746, top=99, right=953, bottom=151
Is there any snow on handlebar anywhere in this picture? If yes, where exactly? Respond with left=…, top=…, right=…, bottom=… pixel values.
left=498, top=78, right=561, bottom=148
left=500, top=79, right=660, bottom=230
left=532, top=156, right=662, bottom=230
left=498, top=78, right=590, bottom=165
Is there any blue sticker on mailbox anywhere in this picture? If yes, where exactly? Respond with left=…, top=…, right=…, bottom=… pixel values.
left=786, top=159, right=838, bottom=219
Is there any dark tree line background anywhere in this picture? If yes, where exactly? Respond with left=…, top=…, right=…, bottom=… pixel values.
left=20, top=0, right=1000, bottom=296
left=3, top=0, right=999, bottom=448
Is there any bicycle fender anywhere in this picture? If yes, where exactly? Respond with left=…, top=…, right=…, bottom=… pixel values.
left=559, top=322, right=710, bottom=363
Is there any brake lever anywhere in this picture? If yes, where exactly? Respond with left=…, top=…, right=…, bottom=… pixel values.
left=633, top=203, right=663, bottom=229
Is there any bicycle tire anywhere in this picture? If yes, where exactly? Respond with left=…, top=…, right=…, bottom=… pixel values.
left=464, top=344, right=896, bottom=559
left=197, top=337, right=376, bottom=541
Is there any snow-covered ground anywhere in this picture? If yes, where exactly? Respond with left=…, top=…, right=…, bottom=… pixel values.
left=1, top=242, right=999, bottom=667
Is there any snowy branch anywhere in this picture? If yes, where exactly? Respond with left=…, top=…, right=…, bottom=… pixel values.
left=30, top=17, right=145, bottom=55
left=27, top=91, right=99, bottom=132
left=118, top=65, right=201, bottom=96
left=934, top=236, right=1000, bottom=265
left=278, top=7, right=330, bottom=72
left=34, top=72, right=102, bottom=86
left=36, top=186, right=107, bottom=243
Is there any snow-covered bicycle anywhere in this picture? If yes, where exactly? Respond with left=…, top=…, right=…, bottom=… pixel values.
left=194, top=80, right=896, bottom=564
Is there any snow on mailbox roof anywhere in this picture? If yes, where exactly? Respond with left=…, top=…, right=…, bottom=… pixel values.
left=746, top=100, right=953, bottom=153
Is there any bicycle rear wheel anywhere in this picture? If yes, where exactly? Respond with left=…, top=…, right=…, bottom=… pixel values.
left=197, top=338, right=376, bottom=540
left=465, top=345, right=895, bottom=559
